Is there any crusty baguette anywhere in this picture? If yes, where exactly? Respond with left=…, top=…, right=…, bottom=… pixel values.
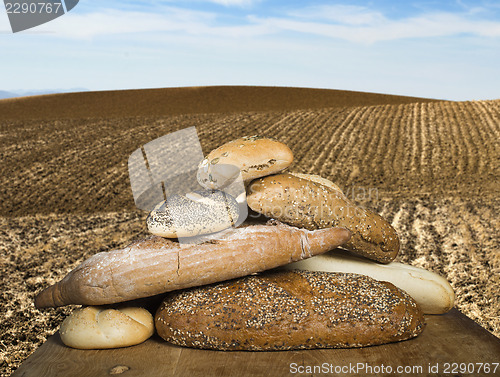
left=60, top=306, right=154, bottom=349
left=198, top=136, right=293, bottom=188
left=247, top=173, right=399, bottom=263
left=155, top=270, right=425, bottom=351
left=35, top=222, right=350, bottom=308
left=284, top=249, right=455, bottom=314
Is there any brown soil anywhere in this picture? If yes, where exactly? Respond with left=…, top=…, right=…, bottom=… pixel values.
left=0, top=99, right=497, bottom=217
left=0, top=85, right=437, bottom=121
left=0, top=86, right=498, bottom=376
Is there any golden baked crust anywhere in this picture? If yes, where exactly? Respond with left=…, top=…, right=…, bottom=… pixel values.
left=198, top=136, right=294, bottom=187
left=155, top=270, right=425, bottom=351
left=288, top=172, right=344, bottom=193
left=247, top=173, right=400, bottom=263
left=60, top=306, right=154, bottom=349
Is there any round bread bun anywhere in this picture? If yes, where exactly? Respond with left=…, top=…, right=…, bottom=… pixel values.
left=147, top=189, right=239, bottom=238
left=197, top=163, right=241, bottom=191
left=59, top=306, right=154, bottom=349
left=198, top=136, right=293, bottom=189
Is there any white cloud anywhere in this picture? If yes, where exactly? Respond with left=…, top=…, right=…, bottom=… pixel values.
left=270, top=5, right=500, bottom=43
left=0, top=6, right=12, bottom=32
left=287, top=5, right=386, bottom=26
left=23, top=6, right=277, bottom=39
left=14, top=3, right=499, bottom=43
left=206, top=0, right=258, bottom=6
left=30, top=7, right=214, bottom=38
left=1, top=3, right=499, bottom=101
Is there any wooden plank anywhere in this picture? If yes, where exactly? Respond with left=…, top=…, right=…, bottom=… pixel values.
left=13, top=309, right=500, bottom=377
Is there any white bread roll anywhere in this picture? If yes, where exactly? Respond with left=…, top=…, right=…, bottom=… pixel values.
left=59, top=306, right=154, bottom=349
left=284, top=249, right=455, bottom=314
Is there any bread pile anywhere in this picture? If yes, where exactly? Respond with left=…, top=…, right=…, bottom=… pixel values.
left=35, top=135, right=454, bottom=351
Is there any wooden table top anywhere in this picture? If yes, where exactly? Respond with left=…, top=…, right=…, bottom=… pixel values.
left=13, top=308, right=500, bottom=377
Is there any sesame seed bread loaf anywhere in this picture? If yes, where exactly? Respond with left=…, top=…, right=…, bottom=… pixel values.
left=59, top=306, right=154, bottom=349
left=247, top=173, right=400, bottom=263
left=198, top=136, right=293, bottom=188
left=155, top=270, right=425, bottom=351
left=34, top=222, right=351, bottom=308
left=146, top=189, right=240, bottom=238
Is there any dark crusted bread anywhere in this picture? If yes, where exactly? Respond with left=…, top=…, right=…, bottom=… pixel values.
left=155, top=270, right=425, bottom=351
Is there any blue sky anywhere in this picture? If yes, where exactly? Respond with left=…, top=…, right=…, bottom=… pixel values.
left=1, top=0, right=500, bottom=100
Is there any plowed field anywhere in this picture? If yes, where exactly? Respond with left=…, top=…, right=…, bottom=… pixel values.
left=0, top=87, right=498, bottom=376
left=0, top=100, right=498, bottom=216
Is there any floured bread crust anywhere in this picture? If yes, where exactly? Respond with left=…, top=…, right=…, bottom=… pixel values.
left=34, top=222, right=351, bottom=308
left=285, top=249, right=455, bottom=314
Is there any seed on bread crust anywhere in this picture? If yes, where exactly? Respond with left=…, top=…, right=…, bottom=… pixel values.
left=155, top=270, right=425, bottom=351
left=246, top=173, right=400, bottom=263
left=147, top=189, right=239, bottom=238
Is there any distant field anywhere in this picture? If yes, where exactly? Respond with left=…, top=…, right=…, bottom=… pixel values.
left=0, top=87, right=498, bottom=376
left=0, top=85, right=437, bottom=121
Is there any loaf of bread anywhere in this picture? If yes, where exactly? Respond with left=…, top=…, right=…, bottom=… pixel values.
left=59, top=306, right=154, bottom=349
left=198, top=136, right=293, bottom=188
left=284, top=249, right=454, bottom=314
left=35, top=222, right=350, bottom=308
left=155, top=270, right=425, bottom=350
left=247, top=173, right=399, bottom=263
left=146, top=189, right=240, bottom=238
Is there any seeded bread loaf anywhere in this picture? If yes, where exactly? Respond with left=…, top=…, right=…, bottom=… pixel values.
left=247, top=173, right=400, bottom=263
left=155, top=270, right=424, bottom=351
